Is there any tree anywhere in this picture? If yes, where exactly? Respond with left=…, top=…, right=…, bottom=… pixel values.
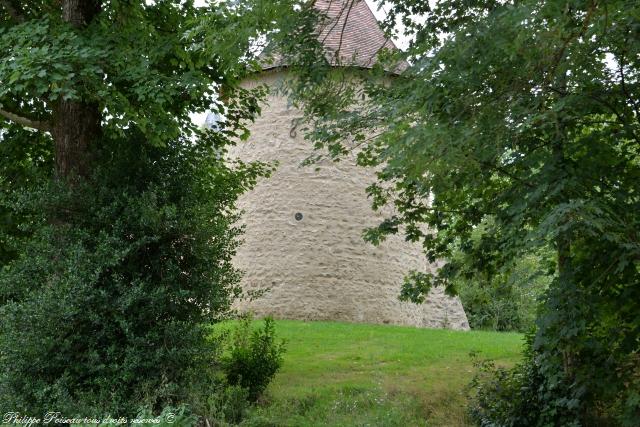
left=0, top=0, right=302, bottom=180
left=0, top=0, right=308, bottom=416
left=287, top=0, right=640, bottom=423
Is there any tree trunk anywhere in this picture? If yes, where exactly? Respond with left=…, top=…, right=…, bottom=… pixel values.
left=553, top=67, right=571, bottom=289
left=556, top=223, right=573, bottom=376
left=554, top=107, right=574, bottom=375
left=553, top=139, right=571, bottom=284
left=52, top=101, right=101, bottom=179
left=52, top=0, right=102, bottom=180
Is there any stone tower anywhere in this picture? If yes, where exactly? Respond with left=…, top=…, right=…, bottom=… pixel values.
left=228, top=0, right=469, bottom=330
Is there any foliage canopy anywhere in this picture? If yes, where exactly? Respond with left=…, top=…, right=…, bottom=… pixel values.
left=0, top=0, right=308, bottom=416
left=286, top=0, right=640, bottom=424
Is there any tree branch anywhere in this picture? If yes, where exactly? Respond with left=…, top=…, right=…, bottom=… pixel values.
left=618, top=42, right=640, bottom=123
left=0, top=0, right=25, bottom=23
left=0, top=108, right=51, bottom=132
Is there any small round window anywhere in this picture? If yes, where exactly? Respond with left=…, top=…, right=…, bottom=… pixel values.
left=294, top=212, right=303, bottom=221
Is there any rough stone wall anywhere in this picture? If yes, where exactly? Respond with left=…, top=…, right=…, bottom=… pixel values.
left=230, top=70, right=469, bottom=330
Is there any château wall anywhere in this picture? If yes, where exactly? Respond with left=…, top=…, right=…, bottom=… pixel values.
left=229, top=70, right=469, bottom=330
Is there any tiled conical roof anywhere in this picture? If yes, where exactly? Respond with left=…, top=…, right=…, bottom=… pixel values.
left=261, top=0, right=404, bottom=72
left=315, top=0, right=398, bottom=68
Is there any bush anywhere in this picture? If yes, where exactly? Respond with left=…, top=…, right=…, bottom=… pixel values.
left=468, top=319, right=640, bottom=426
left=222, top=317, right=286, bottom=402
left=0, top=133, right=268, bottom=417
left=0, top=125, right=53, bottom=268
left=457, top=251, right=551, bottom=332
left=200, top=384, right=252, bottom=426
left=467, top=343, right=566, bottom=427
left=458, top=281, right=526, bottom=332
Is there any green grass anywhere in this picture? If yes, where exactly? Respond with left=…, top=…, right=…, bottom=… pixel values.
left=224, top=320, right=524, bottom=427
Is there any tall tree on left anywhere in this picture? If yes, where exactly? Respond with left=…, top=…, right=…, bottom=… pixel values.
left=0, top=0, right=306, bottom=180
left=2, top=0, right=109, bottom=179
left=0, top=0, right=311, bottom=417
left=50, top=0, right=101, bottom=178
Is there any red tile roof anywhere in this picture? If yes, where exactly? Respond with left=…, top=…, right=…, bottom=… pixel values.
left=261, top=0, right=405, bottom=73
left=315, top=0, right=397, bottom=68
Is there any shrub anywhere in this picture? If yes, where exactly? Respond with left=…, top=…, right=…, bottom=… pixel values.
left=467, top=344, right=561, bottom=427
left=458, top=281, right=526, bottom=332
left=0, top=125, right=53, bottom=268
left=202, top=385, right=252, bottom=426
left=0, top=133, right=268, bottom=417
left=222, top=317, right=286, bottom=402
left=468, top=321, right=640, bottom=426
left=456, top=251, right=551, bottom=332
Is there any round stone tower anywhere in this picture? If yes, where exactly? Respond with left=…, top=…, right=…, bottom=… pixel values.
left=228, top=0, right=469, bottom=330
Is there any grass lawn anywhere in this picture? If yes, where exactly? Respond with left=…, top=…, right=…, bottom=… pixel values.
left=223, top=320, right=524, bottom=427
